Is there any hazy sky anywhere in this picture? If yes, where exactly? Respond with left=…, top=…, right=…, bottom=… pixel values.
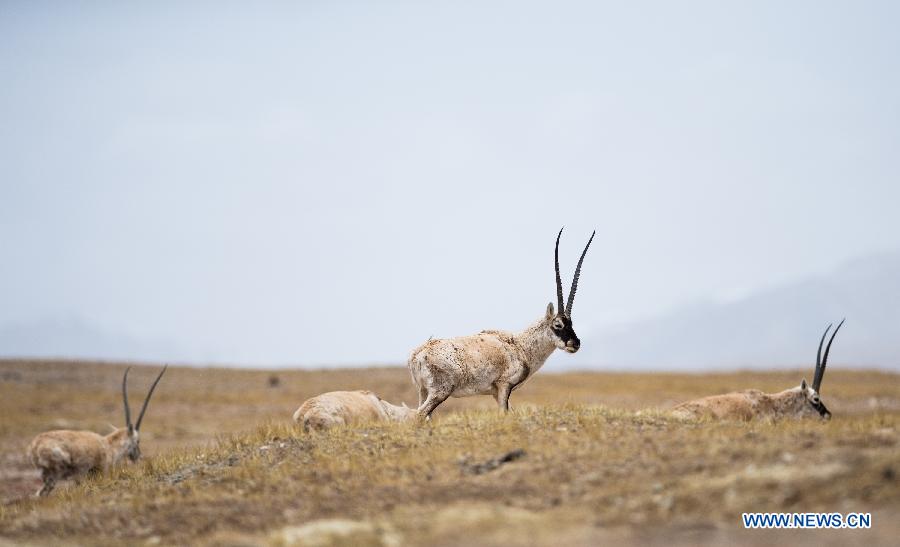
left=2, top=2, right=899, bottom=366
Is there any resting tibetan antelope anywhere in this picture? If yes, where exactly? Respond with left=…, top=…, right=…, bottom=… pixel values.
left=28, top=366, right=167, bottom=496
left=673, top=321, right=844, bottom=421
left=292, top=390, right=417, bottom=431
left=408, top=228, right=595, bottom=419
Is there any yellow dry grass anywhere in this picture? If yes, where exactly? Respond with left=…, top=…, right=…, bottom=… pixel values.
left=0, top=360, right=898, bottom=546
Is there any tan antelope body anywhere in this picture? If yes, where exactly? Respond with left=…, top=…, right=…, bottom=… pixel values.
left=28, top=366, right=167, bottom=496
left=408, top=228, right=595, bottom=418
left=673, top=321, right=844, bottom=421
left=28, top=429, right=137, bottom=495
left=292, top=390, right=417, bottom=431
left=672, top=385, right=823, bottom=421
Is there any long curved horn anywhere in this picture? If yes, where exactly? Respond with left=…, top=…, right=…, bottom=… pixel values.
left=814, top=319, right=844, bottom=393
left=122, top=367, right=133, bottom=431
left=812, top=323, right=832, bottom=390
left=135, top=365, right=168, bottom=430
left=565, top=230, right=595, bottom=317
left=555, top=227, right=565, bottom=315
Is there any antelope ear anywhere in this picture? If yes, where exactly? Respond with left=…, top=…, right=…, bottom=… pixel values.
left=546, top=302, right=555, bottom=319
left=800, top=378, right=809, bottom=392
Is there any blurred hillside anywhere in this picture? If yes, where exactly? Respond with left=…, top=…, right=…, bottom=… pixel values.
left=575, top=251, right=900, bottom=370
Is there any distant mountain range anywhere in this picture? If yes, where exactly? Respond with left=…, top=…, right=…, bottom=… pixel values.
left=2, top=252, right=898, bottom=371
left=572, top=251, right=900, bottom=371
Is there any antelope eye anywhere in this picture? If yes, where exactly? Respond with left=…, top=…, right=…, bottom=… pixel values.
left=552, top=321, right=564, bottom=330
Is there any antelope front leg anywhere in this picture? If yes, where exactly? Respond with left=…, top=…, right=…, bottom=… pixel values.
left=496, top=383, right=512, bottom=412
left=36, top=476, right=55, bottom=497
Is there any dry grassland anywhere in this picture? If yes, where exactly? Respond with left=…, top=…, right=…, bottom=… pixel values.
left=0, top=360, right=898, bottom=546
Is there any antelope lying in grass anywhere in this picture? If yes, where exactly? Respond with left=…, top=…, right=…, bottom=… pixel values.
left=408, top=228, right=595, bottom=419
left=673, top=321, right=844, bottom=421
left=28, top=366, right=167, bottom=496
left=292, top=390, right=417, bottom=431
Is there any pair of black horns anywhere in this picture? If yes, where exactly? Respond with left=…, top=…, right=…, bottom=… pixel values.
left=122, top=365, right=168, bottom=432
left=555, top=227, right=596, bottom=318
left=812, top=319, right=844, bottom=393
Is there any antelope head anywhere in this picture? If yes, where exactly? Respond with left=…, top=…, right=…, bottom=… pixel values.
left=797, top=320, right=843, bottom=420
left=547, top=227, right=595, bottom=354
left=115, top=365, right=168, bottom=461
left=393, top=401, right=419, bottom=422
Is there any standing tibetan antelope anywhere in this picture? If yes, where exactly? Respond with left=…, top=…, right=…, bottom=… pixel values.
left=673, top=321, right=844, bottom=421
left=408, top=228, right=595, bottom=419
left=28, top=366, right=167, bottom=496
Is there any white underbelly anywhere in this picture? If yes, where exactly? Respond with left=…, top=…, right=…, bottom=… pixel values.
left=451, top=381, right=494, bottom=398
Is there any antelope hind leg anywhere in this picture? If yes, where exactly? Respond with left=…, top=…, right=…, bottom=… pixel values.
left=418, top=390, right=452, bottom=421
left=496, top=383, right=513, bottom=412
